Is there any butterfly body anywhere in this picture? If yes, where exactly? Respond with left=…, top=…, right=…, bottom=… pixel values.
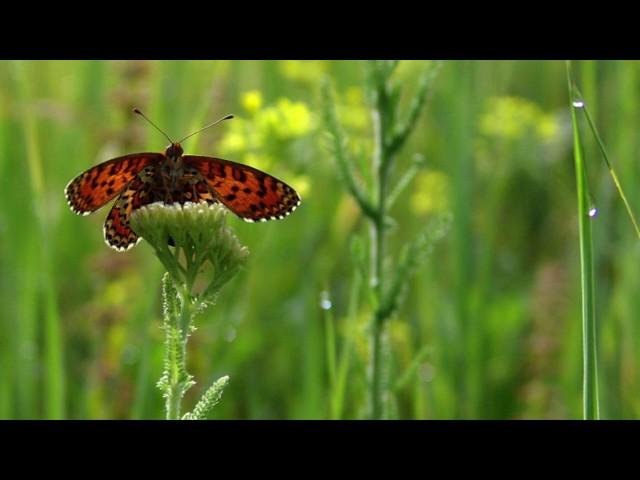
left=65, top=142, right=301, bottom=252
left=158, top=143, right=188, bottom=196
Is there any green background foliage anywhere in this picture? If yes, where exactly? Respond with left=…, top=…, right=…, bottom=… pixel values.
left=1, top=60, right=639, bottom=419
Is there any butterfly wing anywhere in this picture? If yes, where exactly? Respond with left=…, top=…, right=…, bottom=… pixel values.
left=182, top=156, right=301, bottom=222
left=103, top=176, right=156, bottom=251
left=65, top=153, right=163, bottom=215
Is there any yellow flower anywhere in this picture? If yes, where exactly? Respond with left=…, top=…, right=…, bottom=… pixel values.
left=345, top=86, right=364, bottom=105
left=219, top=129, right=246, bottom=153
left=479, top=96, right=559, bottom=143
left=536, top=114, right=559, bottom=142
left=242, top=90, right=263, bottom=115
left=254, top=98, right=314, bottom=139
left=255, top=107, right=281, bottom=136
left=339, top=87, right=369, bottom=131
left=411, top=170, right=450, bottom=216
left=278, top=60, right=328, bottom=85
left=218, top=95, right=314, bottom=166
left=276, top=98, right=313, bottom=137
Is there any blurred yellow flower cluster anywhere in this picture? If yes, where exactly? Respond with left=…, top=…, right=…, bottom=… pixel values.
left=219, top=90, right=314, bottom=198
left=340, top=87, right=369, bottom=131
left=278, top=60, right=329, bottom=85
left=328, top=86, right=371, bottom=160
left=411, top=170, right=450, bottom=216
left=241, top=90, right=263, bottom=114
left=479, top=96, right=559, bottom=142
left=255, top=97, right=313, bottom=139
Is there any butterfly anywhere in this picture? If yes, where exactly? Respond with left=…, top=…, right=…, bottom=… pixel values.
left=65, top=109, right=301, bottom=252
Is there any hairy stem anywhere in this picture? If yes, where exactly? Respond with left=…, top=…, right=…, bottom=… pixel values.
left=323, top=61, right=438, bottom=419
left=163, top=279, right=195, bottom=420
left=370, top=76, right=389, bottom=420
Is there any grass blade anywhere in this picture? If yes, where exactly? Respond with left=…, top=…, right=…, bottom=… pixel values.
left=573, top=89, right=640, bottom=239
left=566, top=61, right=599, bottom=420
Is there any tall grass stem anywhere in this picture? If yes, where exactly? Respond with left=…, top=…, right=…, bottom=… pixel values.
left=566, top=61, right=600, bottom=420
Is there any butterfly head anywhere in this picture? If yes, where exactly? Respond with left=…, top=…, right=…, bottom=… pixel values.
left=165, top=143, right=184, bottom=162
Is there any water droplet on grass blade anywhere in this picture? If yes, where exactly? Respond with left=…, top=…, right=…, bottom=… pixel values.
left=573, top=100, right=585, bottom=108
left=320, top=291, right=332, bottom=310
left=589, top=207, right=598, bottom=218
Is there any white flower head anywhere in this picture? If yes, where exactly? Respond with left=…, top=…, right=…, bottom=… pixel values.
left=131, top=202, right=249, bottom=299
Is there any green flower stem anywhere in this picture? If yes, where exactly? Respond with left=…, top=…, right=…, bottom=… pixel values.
left=321, top=78, right=378, bottom=221
left=368, top=61, right=439, bottom=419
left=386, top=62, right=441, bottom=158
left=159, top=274, right=194, bottom=420
left=370, top=91, right=388, bottom=420
left=322, top=61, right=440, bottom=419
left=167, top=283, right=196, bottom=420
left=132, top=202, right=248, bottom=420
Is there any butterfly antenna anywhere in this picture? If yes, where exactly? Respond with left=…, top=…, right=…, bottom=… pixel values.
left=178, top=114, right=234, bottom=144
left=133, top=108, right=174, bottom=144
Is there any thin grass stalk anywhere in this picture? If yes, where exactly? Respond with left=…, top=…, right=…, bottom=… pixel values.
left=570, top=70, right=640, bottom=418
left=333, top=269, right=361, bottom=419
left=447, top=61, right=474, bottom=417
left=11, top=61, right=65, bottom=419
left=566, top=61, right=599, bottom=419
left=577, top=99, right=640, bottom=239
left=610, top=61, right=640, bottom=418
left=324, top=297, right=337, bottom=406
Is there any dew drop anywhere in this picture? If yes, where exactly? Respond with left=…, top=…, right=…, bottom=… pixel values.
left=588, top=207, right=598, bottom=218
left=573, top=100, right=585, bottom=108
left=320, top=290, right=332, bottom=310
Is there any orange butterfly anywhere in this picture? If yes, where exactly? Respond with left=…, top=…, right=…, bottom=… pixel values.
left=65, top=109, right=301, bottom=251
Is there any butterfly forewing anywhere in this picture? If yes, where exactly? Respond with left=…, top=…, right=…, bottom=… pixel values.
left=183, top=155, right=301, bottom=222
left=65, top=153, right=163, bottom=215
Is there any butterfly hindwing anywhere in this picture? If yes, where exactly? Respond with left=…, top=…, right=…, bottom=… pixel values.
left=103, top=176, right=156, bottom=251
left=65, top=153, right=163, bottom=215
left=182, top=155, right=300, bottom=222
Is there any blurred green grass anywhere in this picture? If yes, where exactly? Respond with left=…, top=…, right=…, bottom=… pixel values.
left=1, top=60, right=639, bottom=419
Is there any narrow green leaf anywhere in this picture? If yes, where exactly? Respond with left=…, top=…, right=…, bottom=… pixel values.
left=566, top=61, right=600, bottom=420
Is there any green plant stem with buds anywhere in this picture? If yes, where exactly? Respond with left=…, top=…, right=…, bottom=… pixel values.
left=132, top=202, right=248, bottom=420
left=322, top=60, right=444, bottom=419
